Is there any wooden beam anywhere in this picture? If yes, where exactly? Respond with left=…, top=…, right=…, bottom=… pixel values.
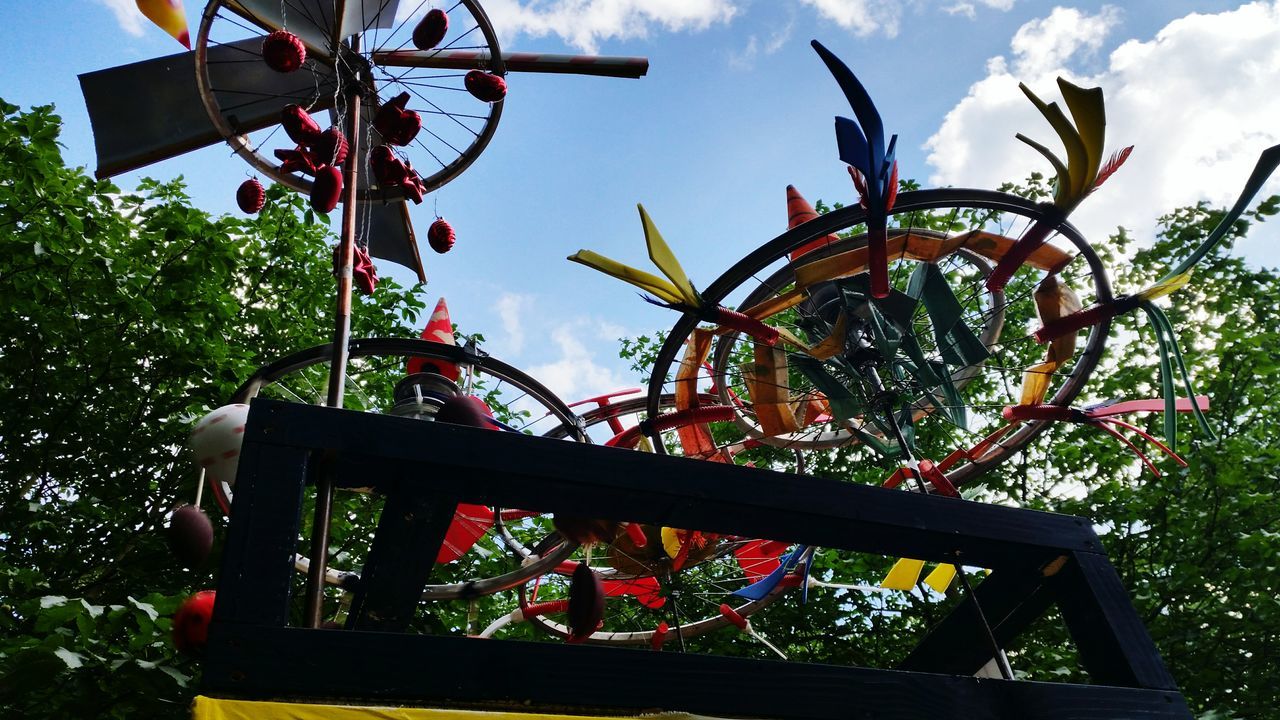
left=240, top=399, right=1101, bottom=569
left=202, top=625, right=1191, bottom=719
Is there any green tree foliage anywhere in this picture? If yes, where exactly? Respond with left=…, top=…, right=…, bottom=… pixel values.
left=0, top=100, right=425, bottom=717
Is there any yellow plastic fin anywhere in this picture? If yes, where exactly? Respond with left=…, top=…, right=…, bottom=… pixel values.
left=568, top=250, right=682, bottom=305
left=881, top=558, right=926, bottom=590
left=660, top=527, right=682, bottom=559
left=1020, top=83, right=1089, bottom=204
left=1015, top=133, right=1072, bottom=206
left=924, top=563, right=958, bottom=593
left=1019, top=275, right=1082, bottom=405
left=1137, top=270, right=1193, bottom=301
left=638, top=205, right=701, bottom=308
left=808, top=311, right=849, bottom=361
left=1056, top=79, right=1106, bottom=191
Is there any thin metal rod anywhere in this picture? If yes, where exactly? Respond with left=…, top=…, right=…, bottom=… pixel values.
left=955, top=560, right=1015, bottom=681
left=305, top=39, right=363, bottom=628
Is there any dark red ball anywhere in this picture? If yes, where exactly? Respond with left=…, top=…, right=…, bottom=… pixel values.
left=235, top=178, right=265, bottom=214
left=373, top=92, right=411, bottom=143
left=389, top=110, right=422, bottom=147
left=567, top=563, right=605, bottom=643
left=436, top=394, right=490, bottom=428
left=167, top=504, right=214, bottom=568
left=172, top=590, right=216, bottom=655
left=412, top=9, right=449, bottom=50
left=428, top=218, right=454, bottom=254
left=464, top=71, right=507, bottom=103
left=281, top=104, right=322, bottom=147
left=310, top=165, right=343, bottom=213
left=314, top=127, right=349, bottom=167
left=262, top=30, right=306, bottom=73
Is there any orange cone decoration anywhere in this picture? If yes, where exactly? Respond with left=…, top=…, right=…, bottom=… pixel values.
left=136, top=0, right=190, bottom=49
left=406, top=297, right=460, bottom=380
left=785, top=185, right=840, bottom=261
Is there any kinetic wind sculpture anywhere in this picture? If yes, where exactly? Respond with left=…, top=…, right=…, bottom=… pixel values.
left=93, top=0, right=650, bottom=627
left=567, top=37, right=1279, bottom=623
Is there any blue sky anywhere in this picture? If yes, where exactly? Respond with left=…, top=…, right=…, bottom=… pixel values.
left=1, top=1, right=1276, bottom=404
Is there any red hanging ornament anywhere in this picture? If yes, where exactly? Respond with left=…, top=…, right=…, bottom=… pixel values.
left=172, top=591, right=216, bottom=655
left=391, top=110, right=422, bottom=146
left=465, top=70, right=507, bottom=103
left=370, top=145, right=408, bottom=186
left=262, top=30, right=306, bottom=73
left=353, top=245, right=377, bottom=294
left=314, top=127, right=349, bottom=167
left=402, top=163, right=426, bottom=204
left=311, top=165, right=343, bottom=213
left=168, top=504, right=214, bottom=567
left=412, top=8, right=449, bottom=50
left=373, top=92, right=412, bottom=143
left=428, top=217, right=455, bottom=254
left=235, top=178, right=265, bottom=214
left=275, top=146, right=319, bottom=176
left=281, top=104, right=322, bottom=147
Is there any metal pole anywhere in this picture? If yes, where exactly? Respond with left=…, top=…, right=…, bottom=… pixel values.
left=955, top=559, right=1015, bottom=681
left=305, top=38, right=362, bottom=628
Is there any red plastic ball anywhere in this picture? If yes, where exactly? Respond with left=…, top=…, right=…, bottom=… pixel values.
left=235, top=178, right=265, bottom=214
left=310, top=165, right=343, bottom=213
left=262, top=30, right=306, bottom=73
left=412, top=9, right=449, bottom=50
left=428, top=218, right=455, bottom=254
left=464, top=71, right=507, bottom=103
left=436, top=394, right=490, bottom=428
left=172, top=590, right=216, bottom=655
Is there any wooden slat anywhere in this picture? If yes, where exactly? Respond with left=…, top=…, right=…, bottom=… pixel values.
left=202, top=625, right=1191, bottom=719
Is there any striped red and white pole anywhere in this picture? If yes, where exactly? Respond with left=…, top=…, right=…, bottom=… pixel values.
left=373, top=50, right=649, bottom=79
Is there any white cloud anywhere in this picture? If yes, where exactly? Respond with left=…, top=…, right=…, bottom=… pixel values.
left=944, top=3, right=977, bottom=20
left=526, top=321, right=629, bottom=404
left=926, top=2, right=1280, bottom=253
left=98, top=0, right=145, bottom=36
left=979, top=0, right=1016, bottom=10
left=729, top=11, right=794, bottom=69
left=799, top=0, right=903, bottom=37
left=477, top=0, right=738, bottom=53
left=492, top=291, right=530, bottom=355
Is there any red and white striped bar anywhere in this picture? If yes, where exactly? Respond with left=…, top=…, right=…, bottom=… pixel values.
left=373, top=50, right=649, bottom=79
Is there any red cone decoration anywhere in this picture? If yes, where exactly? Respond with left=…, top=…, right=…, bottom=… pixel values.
left=406, top=297, right=461, bottom=379
left=167, top=504, right=214, bottom=568
left=281, top=104, right=322, bottom=146
left=567, top=563, right=605, bottom=643
left=314, top=127, right=349, bottom=167
left=465, top=71, right=507, bottom=103
left=236, top=178, right=265, bottom=214
left=172, top=591, right=216, bottom=655
left=275, top=146, right=319, bottom=176
left=372, top=92, right=422, bottom=146
left=428, top=217, right=455, bottom=254
left=311, top=165, right=343, bottom=213
left=412, top=8, right=449, bottom=50
left=262, top=30, right=306, bottom=73
left=784, top=185, right=841, bottom=261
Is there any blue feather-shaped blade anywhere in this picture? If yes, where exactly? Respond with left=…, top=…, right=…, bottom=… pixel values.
left=812, top=39, right=885, bottom=168
left=733, top=544, right=809, bottom=600
left=835, top=116, right=871, bottom=176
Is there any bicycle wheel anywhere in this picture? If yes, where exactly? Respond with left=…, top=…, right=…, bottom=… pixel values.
left=644, top=188, right=1113, bottom=489
left=217, top=337, right=586, bottom=600
left=195, top=0, right=504, bottom=199
left=502, top=391, right=808, bottom=649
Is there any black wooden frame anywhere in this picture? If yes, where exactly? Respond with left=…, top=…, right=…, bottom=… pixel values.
left=203, top=399, right=1190, bottom=719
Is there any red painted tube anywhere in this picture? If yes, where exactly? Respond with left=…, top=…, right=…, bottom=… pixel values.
left=521, top=599, right=570, bottom=618
left=651, top=622, right=669, bottom=650
left=986, top=216, right=1058, bottom=292
left=869, top=225, right=889, bottom=299
left=624, top=522, right=648, bottom=547
left=718, top=603, right=749, bottom=631
left=710, top=306, right=779, bottom=345
left=1034, top=295, right=1140, bottom=344
left=1002, top=404, right=1086, bottom=423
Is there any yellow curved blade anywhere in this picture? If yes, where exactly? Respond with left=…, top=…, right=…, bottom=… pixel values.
left=1016, top=134, right=1073, bottom=207
left=1020, top=83, right=1089, bottom=203
left=638, top=204, right=701, bottom=307
left=1057, top=79, right=1106, bottom=191
left=568, top=250, right=682, bottom=305
left=1138, top=270, right=1193, bottom=301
